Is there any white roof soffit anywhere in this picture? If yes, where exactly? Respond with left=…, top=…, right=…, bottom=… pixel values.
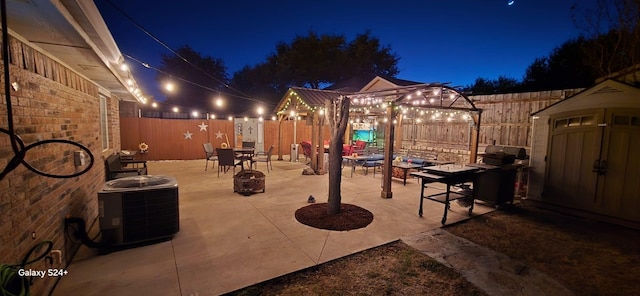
left=6, top=0, right=141, bottom=102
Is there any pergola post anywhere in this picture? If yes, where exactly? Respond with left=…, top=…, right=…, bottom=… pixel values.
left=381, top=102, right=395, bottom=199
left=310, top=112, right=319, bottom=171
left=394, top=112, right=403, bottom=150
left=469, top=110, right=482, bottom=163
left=317, top=109, right=325, bottom=174
left=277, top=114, right=285, bottom=160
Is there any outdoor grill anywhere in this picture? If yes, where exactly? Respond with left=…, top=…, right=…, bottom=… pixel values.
left=473, top=145, right=529, bottom=206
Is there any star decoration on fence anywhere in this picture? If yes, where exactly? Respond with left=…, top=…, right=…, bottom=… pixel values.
left=215, top=130, right=224, bottom=139
left=198, top=122, right=208, bottom=131
left=184, top=131, right=193, bottom=140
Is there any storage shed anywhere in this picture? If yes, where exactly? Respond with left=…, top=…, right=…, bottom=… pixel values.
left=528, top=79, right=640, bottom=227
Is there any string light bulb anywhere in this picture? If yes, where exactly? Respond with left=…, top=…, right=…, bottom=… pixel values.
left=165, top=81, right=175, bottom=92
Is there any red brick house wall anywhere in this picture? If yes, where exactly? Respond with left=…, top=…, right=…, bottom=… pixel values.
left=0, top=36, right=120, bottom=295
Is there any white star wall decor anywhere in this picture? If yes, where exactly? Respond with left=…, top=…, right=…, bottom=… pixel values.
left=184, top=131, right=193, bottom=140
left=198, top=122, right=208, bottom=131
left=215, top=130, right=224, bottom=139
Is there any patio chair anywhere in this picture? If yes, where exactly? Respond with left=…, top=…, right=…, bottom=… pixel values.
left=251, top=145, right=274, bottom=172
left=353, top=140, right=367, bottom=155
left=300, top=141, right=312, bottom=163
left=203, top=143, right=218, bottom=171
left=216, top=148, right=241, bottom=177
left=342, top=144, right=353, bottom=156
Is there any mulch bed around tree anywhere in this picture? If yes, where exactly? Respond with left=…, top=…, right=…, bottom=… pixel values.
left=295, top=203, right=373, bottom=231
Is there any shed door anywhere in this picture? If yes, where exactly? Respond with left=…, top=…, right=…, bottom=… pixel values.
left=546, top=108, right=640, bottom=222
left=596, top=109, right=640, bottom=221
left=545, top=109, right=603, bottom=212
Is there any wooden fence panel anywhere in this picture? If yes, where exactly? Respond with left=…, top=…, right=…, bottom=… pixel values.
left=119, top=90, right=578, bottom=160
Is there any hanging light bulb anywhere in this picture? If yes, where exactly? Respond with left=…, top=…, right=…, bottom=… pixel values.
left=165, top=81, right=175, bottom=92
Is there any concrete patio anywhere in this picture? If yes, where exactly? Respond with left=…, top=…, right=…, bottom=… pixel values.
left=53, top=158, right=494, bottom=295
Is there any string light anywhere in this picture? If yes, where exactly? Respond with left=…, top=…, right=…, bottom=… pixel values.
left=165, top=81, right=175, bottom=92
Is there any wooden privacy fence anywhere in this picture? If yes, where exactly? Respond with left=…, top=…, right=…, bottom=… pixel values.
left=119, top=118, right=330, bottom=160
left=400, top=89, right=582, bottom=156
left=120, top=88, right=582, bottom=161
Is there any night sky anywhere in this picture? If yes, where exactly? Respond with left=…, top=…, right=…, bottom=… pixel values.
left=96, top=0, right=598, bottom=109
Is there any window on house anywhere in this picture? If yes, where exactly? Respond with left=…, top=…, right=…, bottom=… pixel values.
left=100, top=95, right=109, bottom=150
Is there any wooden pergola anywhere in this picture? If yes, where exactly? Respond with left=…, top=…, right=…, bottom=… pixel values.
left=274, top=83, right=482, bottom=199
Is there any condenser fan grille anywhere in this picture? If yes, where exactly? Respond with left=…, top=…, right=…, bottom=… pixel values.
left=105, top=175, right=174, bottom=189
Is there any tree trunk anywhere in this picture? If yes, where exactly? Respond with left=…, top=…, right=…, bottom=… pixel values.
left=325, top=96, right=350, bottom=215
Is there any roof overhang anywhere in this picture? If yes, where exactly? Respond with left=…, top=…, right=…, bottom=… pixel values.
left=6, top=0, right=143, bottom=102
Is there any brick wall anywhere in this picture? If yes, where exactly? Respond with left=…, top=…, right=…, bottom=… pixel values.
left=0, top=36, right=120, bottom=295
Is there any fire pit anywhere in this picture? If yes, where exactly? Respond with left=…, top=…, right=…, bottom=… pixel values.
left=233, top=170, right=266, bottom=195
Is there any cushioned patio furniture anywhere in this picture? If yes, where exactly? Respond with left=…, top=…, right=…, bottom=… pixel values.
left=352, top=140, right=367, bottom=155
left=203, top=143, right=218, bottom=171
left=301, top=141, right=312, bottom=162
left=358, top=153, right=384, bottom=176
left=342, top=144, right=353, bottom=156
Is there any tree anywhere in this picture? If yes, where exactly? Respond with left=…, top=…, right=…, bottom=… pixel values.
left=341, top=31, right=400, bottom=79
left=325, top=96, right=351, bottom=215
left=572, top=0, right=640, bottom=82
left=465, top=75, right=520, bottom=95
left=157, top=45, right=229, bottom=111
left=521, top=38, right=596, bottom=90
left=230, top=31, right=400, bottom=108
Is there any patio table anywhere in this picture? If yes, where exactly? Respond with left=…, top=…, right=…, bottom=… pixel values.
left=389, top=161, right=423, bottom=185
left=424, top=159, right=456, bottom=166
left=342, top=155, right=381, bottom=177
left=233, top=148, right=255, bottom=170
left=411, top=165, right=483, bottom=224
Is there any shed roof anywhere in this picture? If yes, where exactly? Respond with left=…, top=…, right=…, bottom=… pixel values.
left=532, top=79, right=640, bottom=116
